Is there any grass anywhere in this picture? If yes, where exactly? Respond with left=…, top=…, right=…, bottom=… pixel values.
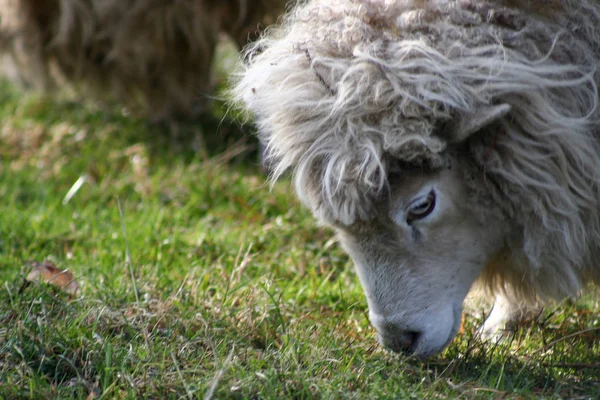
left=0, top=49, right=599, bottom=399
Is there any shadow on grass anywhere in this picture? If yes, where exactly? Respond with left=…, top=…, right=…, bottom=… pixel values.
left=418, top=309, right=600, bottom=398
left=0, top=78, right=263, bottom=170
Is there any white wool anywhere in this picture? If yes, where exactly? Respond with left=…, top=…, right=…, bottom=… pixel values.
left=230, top=0, right=600, bottom=304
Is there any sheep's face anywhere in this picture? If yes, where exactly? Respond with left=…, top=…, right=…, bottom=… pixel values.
left=334, top=163, right=508, bottom=359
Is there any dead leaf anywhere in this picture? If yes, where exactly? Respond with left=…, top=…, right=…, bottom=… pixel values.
left=26, top=260, right=80, bottom=296
left=86, top=390, right=100, bottom=400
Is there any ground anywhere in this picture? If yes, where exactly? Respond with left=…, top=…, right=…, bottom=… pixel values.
left=0, top=44, right=599, bottom=399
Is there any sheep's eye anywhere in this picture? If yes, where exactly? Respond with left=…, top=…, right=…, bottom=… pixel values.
left=406, top=190, right=436, bottom=224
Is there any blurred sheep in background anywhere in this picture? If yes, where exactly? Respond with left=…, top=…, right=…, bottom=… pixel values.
left=0, top=0, right=288, bottom=120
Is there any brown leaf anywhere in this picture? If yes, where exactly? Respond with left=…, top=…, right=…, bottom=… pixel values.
left=86, top=390, right=100, bottom=400
left=26, top=260, right=79, bottom=296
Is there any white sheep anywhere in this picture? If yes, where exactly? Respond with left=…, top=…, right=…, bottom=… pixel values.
left=0, top=0, right=288, bottom=120
left=231, top=0, right=600, bottom=359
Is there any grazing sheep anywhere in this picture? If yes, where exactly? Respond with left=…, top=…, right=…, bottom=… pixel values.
left=0, top=0, right=288, bottom=120
left=231, top=0, right=600, bottom=359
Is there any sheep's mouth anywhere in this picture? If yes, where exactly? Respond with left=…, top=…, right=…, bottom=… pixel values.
left=375, top=303, right=464, bottom=360
left=412, top=304, right=463, bottom=360
left=441, top=304, right=463, bottom=352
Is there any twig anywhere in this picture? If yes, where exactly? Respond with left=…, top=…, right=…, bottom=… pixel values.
left=532, top=327, right=600, bottom=354
left=303, top=48, right=335, bottom=96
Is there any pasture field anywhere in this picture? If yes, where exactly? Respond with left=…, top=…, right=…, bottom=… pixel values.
left=0, top=50, right=599, bottom=399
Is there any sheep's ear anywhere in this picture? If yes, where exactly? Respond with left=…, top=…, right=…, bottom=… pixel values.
left=445, top=103, right=511, bottom=143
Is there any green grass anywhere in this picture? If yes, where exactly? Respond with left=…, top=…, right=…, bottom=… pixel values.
left=0, top=63, right=599, bottom=399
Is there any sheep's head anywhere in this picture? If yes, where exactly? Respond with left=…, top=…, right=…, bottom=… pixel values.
left=335, top=161, right=506, bottom=358
left=232, top=0, right=600, bottom=359
left=305, top=105, right=513, bottom=359
left=234, top=39, right=516, bottom=356
left=231, top=15, right=521, bottom=356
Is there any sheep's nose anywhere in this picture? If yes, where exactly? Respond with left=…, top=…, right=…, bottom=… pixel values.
left=378, top=325, right=423, bottom=355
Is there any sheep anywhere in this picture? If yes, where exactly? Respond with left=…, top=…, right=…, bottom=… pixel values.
left=230, top=0, right=600, bottom=359
left=0, top=0, right=289, bottom=120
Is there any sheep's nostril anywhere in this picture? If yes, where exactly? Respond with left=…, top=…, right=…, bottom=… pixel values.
left=400, top=330, right=420, bottom=351
left=379, top=328, right=423, bottom=354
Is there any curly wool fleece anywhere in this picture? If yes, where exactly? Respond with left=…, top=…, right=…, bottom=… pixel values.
left=233, top=0, right=598, bottom=217
left=0, top=0, right=289, bottom=120
left=232, top=0, right=600, bottom=303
